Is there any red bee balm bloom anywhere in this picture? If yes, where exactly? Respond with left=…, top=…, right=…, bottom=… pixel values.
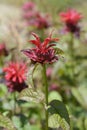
left=33, top=13, right=50, bottom=29
left=60, top=9, right=82, bottom=35
left=3, top=62, right=27, bottom=92
left=22, top=32, right=59, bottom=64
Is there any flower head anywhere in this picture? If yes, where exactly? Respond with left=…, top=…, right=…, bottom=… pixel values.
left=3, top=62, right=27, bottom=92
left=22, top=31, right=59, bottom=64
left=60, top=9, right=82, bottom=35
left=22, top=1, right=35, bottom=11
left=60, top=9, right=82, bottom=24
left=22, top=1, right=37, bottom=22
left=22, top=2, right=50, bottom=29
left=33, top=13, right=50, bottom=29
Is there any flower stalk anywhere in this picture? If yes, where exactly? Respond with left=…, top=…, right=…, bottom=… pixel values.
left=69, top=33, right=74, bottom=58
left=43, top=64, right=48, bottom=130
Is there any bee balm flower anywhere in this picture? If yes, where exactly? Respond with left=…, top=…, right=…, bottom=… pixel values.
left=33, top=13, right=50, bottom=29
left=60, top=9, right=82, bottom=36
left=22, top=31, right=59, bottom=64
left=3, top=62, right=27, bottom=92
left=22, top=2, right=50, bottom=29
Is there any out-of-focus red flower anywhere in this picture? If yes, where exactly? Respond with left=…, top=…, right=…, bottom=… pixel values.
left=32, top=13, right=50, bottom=29
left=22, top=31, right=59, bottom=64
left=22, top=1, right=35, bottom=11
left=0, top=43, right=8, bottom=56
left=60, top=9, right=82, bottom=24
left=60, top=9, right=82, bottom=35
left=22, top=1, right=36, bottom=20
left=22, top=1, right=37, bottom=22
left=22, top=2, right=50, bottom=29
left=3, top=62, right=27, bottom=92
left=23, top=12, right=50, bottom=29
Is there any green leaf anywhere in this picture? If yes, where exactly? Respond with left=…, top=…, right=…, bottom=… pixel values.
left=48, top=91, right=62, bottom=103
left=29, top=125, right=41, bottom=130
left=0, top=84, right=8, bottom=97
left=18, top=87, right=45, bottom=103
left=0, top=113, right=16, bottom=130
left=12, top=115, right=30, bottom=130
left=48, top=100, right=70, bottom=130
left=12, top=115, right=40, bottom=130
left=26, top=64, right=38, bottom=87
left=71, top=86, right=87, bottom=109
left=54, top=47, right=64, bottom=55
left=84, top=117, right=87, bottom=130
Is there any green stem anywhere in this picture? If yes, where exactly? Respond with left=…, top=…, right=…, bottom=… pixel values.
left=69, top=33, right=76, bottom=85
left=69, top=33, right=74, bottom=58
left=43, top=64, right=48, bottom=130
left=13, top=92, right=16, bottom=114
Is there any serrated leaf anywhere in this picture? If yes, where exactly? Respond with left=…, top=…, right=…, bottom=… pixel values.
left=48, top=100, right=70, bottom=130
left=0, top=113, right=16, bottom=130
left=54, top=47, right=64, bottom=55
left=49, top=114, right=70, bottom=130
left=18, top=87, right=45, bottom=103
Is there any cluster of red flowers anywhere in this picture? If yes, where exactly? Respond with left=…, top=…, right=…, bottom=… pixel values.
left=3, top=62, right=27, bottom=92
left=60, top=9, right=82, bottom=36
left=22, top=31, right=59, bottom=64
left=22, top=1, right=50, bottom=29
left=2, top=6, right=83, bottom=93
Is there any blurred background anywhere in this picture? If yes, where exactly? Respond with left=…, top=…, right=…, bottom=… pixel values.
left=0, top=0, right=87, bottom=130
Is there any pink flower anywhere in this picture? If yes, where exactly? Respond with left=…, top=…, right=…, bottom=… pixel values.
left=22, top=31, right=59, bottom=64
left=32, top=13, right=50, bottom=29
left=22, top=2, right=50, bottom=29
left=3, top=62, right=27, bottom=92
left=22, top=1, right=37, bottom=22
left=22, top=2, right=35, bottom=11
left=23, top=12, right=50, bottom=29
left=60, top=9, right=83, bottom=35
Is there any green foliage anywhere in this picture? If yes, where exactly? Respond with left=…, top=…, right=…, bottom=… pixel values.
left=84, top=118, right=87, bottom=130
left=0, top=113, right=16, bottom=130
left=48, top=100, right=70, bottom=129
left=71, top=86, right=87, bottom=109
left=48, top=91, right=62, bottom=103
left=0, top=84, right=8, bottom=97
left=26, top=64, right=39, bottom=87
left=54, top=47, right=64, bottom=55
left=12, top=115, right=41, bottom=130
left=18, top=87, right=45, bottom=104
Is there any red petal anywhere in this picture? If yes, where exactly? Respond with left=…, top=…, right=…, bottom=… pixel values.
left=29, top=40, right=40, bottom=47
left=31, top=32, right=40, bottom=41
left=42, top=38, right=51, bottom=48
